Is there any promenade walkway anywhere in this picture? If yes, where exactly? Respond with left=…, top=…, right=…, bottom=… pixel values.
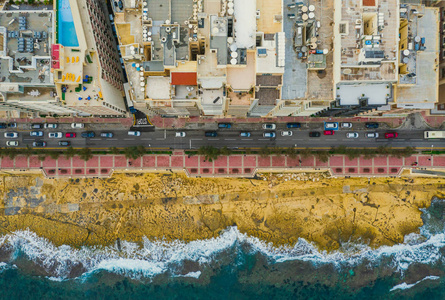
left=1, top=151, right=442, bottom=178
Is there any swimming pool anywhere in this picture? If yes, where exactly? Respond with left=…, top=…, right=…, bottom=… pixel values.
left=57, top=0, right=79, bottom=47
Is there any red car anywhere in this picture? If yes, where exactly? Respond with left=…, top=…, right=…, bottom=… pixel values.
left=65, top=132, right=76, bottom=138
left=323, top=130, right=335, bottom=135
left=384, top=132, right=398, bottom=139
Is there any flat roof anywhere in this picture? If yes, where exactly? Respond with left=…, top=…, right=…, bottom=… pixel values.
left=171, top=72, right=197, bottom=86
left=337, top=83, right=390, bottom=106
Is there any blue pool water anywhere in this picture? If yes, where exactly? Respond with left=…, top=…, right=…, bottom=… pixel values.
left=57, top=0, right=79, bottom=47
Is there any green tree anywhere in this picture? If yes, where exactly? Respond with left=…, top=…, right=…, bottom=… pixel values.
left=259, top=146, right=270, bottom=158
left=220, top=146, right=232, bottom=156
left=286, top=147, right=297, bottom=159
left=78, top=148, right=93, bottom=161
left=49, top=151, right=61, bottom=160
left=314, top=150, right=330, bottom=162
left=109, top=147, right=120, bottom=155
left=23, top=145, right=34, bottom=158
left=299, top=148, right=312, bottom=159
left=136, top=145, right=146, bottom=157
left=124, top=146, right=139, bottom=159
left=65, top=146, right=77, bottom=159
left=402, top=146, right=416, bottom=157
left=4, top=148, right=17, bottom=159
left=38, top=154, right=46, bottom=162
left=198, top=146, right=219, bottom=162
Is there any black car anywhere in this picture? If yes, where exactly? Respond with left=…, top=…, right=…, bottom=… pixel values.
left=0, top=123, right=7, bottom=129
left=309, top=131, right=321, bottom=137
left=7, top=122, right=17, bottom=128
left=81, top=131, right=95, bottom=138
left=59, top=141, right=71, bottom=146
left=205, top=131, right=218, bottom=137
left=33, top=141, right=47, bottom=147
left=30, top=123, right=43, bottom=129
left=365, top=122, right=379, bottom=129
left=218, top=123, right=231, bottom=129
left=287, top=122, right=301, bottom=129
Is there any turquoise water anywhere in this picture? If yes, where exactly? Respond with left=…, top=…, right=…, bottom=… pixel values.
left=57, top=0, right=79, bottom=47
left=1, top=199, right=445, bottom=299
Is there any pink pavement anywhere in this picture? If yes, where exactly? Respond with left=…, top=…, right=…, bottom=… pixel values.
left=2, top=151, right=445, bottom=178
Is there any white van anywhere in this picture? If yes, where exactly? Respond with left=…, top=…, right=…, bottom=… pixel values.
left=128, top=131, right=141, bottom=136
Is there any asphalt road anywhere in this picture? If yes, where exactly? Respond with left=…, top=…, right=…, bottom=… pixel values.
left=1, top=122, right=444, bottom=150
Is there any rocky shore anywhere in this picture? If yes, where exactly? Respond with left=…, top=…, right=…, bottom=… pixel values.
left=0, top=172, right=443, bottom=251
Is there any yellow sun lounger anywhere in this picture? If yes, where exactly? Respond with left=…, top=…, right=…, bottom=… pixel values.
left=76, top=76, right=81, bottom=82
left=66, top=57, right=69, bottom=63
left=76, top=56, right=79, bottom=63
left=62, top=75, right=65, bottom=82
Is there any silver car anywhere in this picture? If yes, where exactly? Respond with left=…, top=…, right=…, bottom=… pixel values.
left=366, top=132, right=379, bottom=138
left=346, top=132, right=359, bottom=138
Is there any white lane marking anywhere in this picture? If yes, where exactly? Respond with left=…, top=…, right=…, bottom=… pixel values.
left=225, top=139, right=236, bottom=141
left=156, top=138, right=165, bottom=140
left=208, top=139, right=220, bottom=141
left=258, top=138, right=270, bottom=141
left=241, top=139, right=253, bottom=141
left=141, top=138, right=152, bottom=140
left=124, top=138, right=134, bottom=141
left=109, top=138, right=118, bottom=141
left=91, top=138, right=101, bottom=141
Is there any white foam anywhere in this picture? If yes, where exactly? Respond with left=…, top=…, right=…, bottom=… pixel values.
left=175, top=271, right=202, bottom=279
left=3, top=226, right=445, bottom=280
left=390, top=275, right=440, bottom=292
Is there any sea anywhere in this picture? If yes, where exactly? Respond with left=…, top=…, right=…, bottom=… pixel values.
left=1, top=199, right=445, bottom=299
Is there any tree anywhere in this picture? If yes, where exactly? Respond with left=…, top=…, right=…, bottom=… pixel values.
left=4, top=148, right=17, bottom=159
left=314, top=150, right=330, bottom=162
left=109, top=147, right=120, bottom=155
left=24, top=145, right=34, bottom=158
left=49, top=151, right=61, bottom=160
left=78, top=148, right=93, bottom=161
left=136, top=145, right=146, bottom=157
left=220, top=146, right=232, bottom=156
left=38, top=155, right=46, bottom=162
left=402, top=146, right=416, bottom=157
left=259, top=146, right=270, bottom=158
left=124, top=146, right=139, bottom=159
left=65, top=146, right=77, bottom=159
left=198, top=146, right=219, bottom=162
left=286, top=147, right=297, bottom=159
left=299, top=148, right=312, bottom=159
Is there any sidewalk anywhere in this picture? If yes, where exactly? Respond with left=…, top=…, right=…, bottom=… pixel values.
left=2, top=151, right=443, bottom=178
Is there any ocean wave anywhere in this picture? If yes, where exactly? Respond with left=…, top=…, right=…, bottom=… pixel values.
left=2, top=225, right=445, bottom=280
left=390, top=275, right=440, bottom=292
left=174, top=271, right=202, bottom=279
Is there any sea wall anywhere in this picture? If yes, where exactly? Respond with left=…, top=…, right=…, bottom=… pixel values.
left=0, top=172, right=443, bottom=251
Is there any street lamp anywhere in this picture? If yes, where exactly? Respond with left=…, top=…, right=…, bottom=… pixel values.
left=431, top=145, right=434, bottom=156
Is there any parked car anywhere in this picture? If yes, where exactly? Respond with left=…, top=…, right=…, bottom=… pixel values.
left=366, top=132, right=379, bottom=138
left=325, top=122, right=338, bottom=129
left=218, top=123, right=231, bottom=129
left=346, top=132, right=359, bottom=138
left=286, top=123, right=301, bottom=129
left=128, top=131, right=141, bottom=136
left=385, top=132, right=398, bottom=139
left=30, top=123, right=43, bottom=129
left=30, top=131, right=44, bottom=137
left=281, top=131, right=293, bottom=136
left=81, top=131, right=95, bottom=138
left=100, top=132, right=114, bottom=138
left=0, top=123, right=7, bottom=129
left=59, top=141, right=71, bottom=146
left=65, top=132, right=76, bottom=138
left=262, top=124, right=276, bottom=130
left=175, top=132, right=186, bottom=137
left=365, top=122, right=379, bottom=129
left=323, top=130, right=335, bottom=135
left=7, top=123, right=17, bottom=128
left=263, top=132, right=276, bottom=138
left=71, top=123, right=84, bottom=129
left=6, top=141, right=18, bottom=147
left=44, top=123, right=58, bottom=129
left=4, top=132, right=18, bottom=138
left=341, top=122, right=352, bottom=128
left=309, top=131, right=321, bottom=137
left=33, top=141, right=47, bottom=147
left=205, top=131, right=217, bottom=137
left=240, top=132, right=251, bottom=137
left=48, top=132, right=63, bottom=138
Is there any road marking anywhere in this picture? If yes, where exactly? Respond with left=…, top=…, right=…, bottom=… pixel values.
left=124, top=138, right=134, bottom=141
left=156, top=138, right=165, bottom=140
left=91, top=138, right=101, bottom=141
left=258, top=138, right=270, bottom=141
left=109, top=139, right=118, bottom=141
left=411, top=139, right=423, bottom=141
left=141, top=138, right=152, bottom=140
left=241, top=139, right=253, bottom=141
left=225, top=139, right=236, bottom=141
left=208, top=139, right=220, bottom=141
